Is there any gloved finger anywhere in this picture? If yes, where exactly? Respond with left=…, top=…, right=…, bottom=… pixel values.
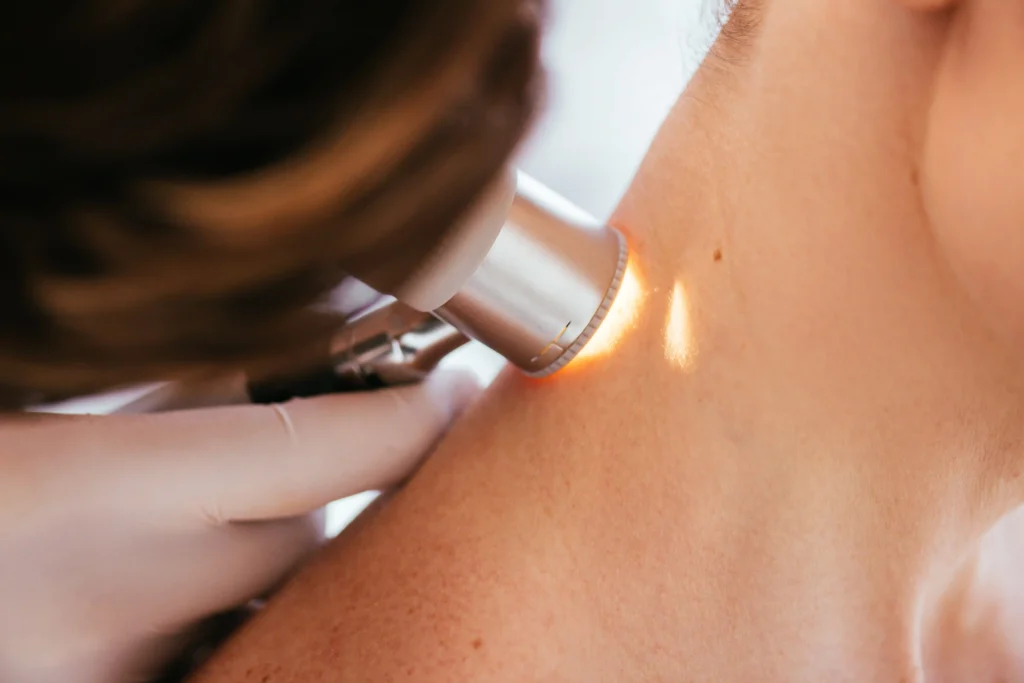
left=78, top=368, right=481, bottom=523
left=139, top=515, right=322, bottom=630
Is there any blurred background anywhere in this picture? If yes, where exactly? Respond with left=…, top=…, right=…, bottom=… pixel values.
left=519, top=0, right=711, bottom=220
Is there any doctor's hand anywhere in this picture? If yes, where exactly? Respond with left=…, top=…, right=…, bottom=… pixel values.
left=0, top=369, right=480, bottom=683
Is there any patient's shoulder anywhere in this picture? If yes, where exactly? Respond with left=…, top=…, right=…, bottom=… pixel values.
left=189, top=357, right=660, bottom=682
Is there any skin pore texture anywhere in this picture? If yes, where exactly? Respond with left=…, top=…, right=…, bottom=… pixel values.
left=192, top=0, right=1024, bottom=680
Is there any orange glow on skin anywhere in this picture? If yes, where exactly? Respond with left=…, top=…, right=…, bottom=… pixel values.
left=664, top=280, right=694, bottom=370
left=565, top=259, right=646, bottom=369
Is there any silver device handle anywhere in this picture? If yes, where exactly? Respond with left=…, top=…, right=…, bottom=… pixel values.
left=323, top=171, right=629, bottom=386
left=433, top=174, right=628, bottom=377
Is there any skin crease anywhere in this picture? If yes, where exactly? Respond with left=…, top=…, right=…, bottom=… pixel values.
left=190, top=0, right=1024, bottom=681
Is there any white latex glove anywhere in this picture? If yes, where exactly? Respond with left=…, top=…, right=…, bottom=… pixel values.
left=0, top=369, right=480, bottom=683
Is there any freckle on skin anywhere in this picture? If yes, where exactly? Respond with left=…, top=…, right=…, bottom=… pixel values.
left=713, top=248, right=723, bottom=262
left=472, top=637, right=484, bottom=650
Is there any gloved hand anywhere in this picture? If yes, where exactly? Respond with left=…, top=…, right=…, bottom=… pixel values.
left=0, top=369, right=480, bottom=683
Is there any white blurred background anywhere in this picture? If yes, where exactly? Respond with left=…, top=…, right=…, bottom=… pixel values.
left=518, top=0, right=711, bottom=219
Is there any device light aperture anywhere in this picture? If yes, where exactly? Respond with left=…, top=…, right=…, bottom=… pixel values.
left=567, top=258, right=645, bottom=368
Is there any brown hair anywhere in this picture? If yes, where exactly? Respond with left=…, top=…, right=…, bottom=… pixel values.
left=0, top=0, right=544, bottom=407
left=706, top=0, right=762, bottom=63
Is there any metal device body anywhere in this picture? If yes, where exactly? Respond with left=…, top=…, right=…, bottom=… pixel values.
left=435, top=183, right=626, bottom=377
left=243, top=170, right=628, bottom=401
left=315, top=171, right=627, bottom=392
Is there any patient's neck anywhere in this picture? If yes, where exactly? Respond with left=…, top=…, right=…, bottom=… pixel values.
left=576, top=14, right=1024, bottom=681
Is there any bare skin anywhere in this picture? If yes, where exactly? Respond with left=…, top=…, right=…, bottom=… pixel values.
left=191, top=0, right=1024, bottom=680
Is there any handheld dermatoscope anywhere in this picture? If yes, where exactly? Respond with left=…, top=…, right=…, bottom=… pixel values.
left=245, top=168, right=629, bottom=402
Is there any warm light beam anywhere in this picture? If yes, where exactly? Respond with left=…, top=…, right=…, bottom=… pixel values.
left=569, top=260, right=645, bottom=366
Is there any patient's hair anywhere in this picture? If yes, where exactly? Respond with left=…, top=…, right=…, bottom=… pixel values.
left=0, top=0, right=543, bottom=408
left=711, top=0, right=762, bottom=57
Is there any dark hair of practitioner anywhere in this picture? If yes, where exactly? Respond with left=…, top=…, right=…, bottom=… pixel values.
left=0, top=0, right=543, bottom=408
